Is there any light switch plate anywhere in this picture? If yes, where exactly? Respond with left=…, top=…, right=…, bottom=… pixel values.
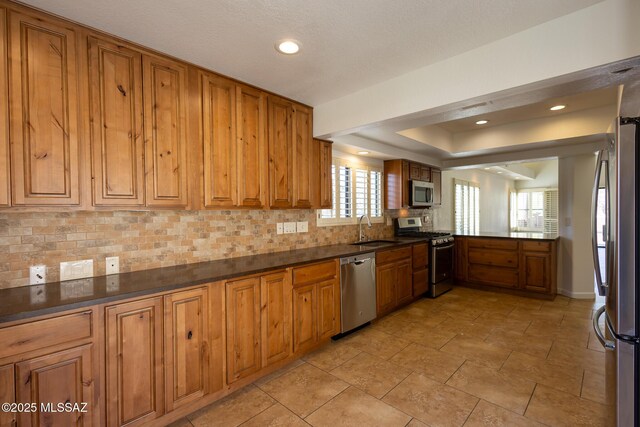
left=29, top=265, right=46, bottom=285
left=60, top=259, right=94, bottom=281
left=283, top=222, right=296, bottom=234
left=106, top=256, right=120, bottom=275
left=296, top=221, right=308, bottom=233
left=276, top=223, right=284, bottom=235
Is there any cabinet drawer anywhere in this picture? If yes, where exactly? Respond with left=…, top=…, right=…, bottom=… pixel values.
left=467, top=238, right=518, bottom=251
left=468, top=265, right=519, bottom=288
left=0, top=310, right=92, bottom=359
left=468, top=249, right=518, bottom=268
left=412, top=243, right=428, bottom=270
left=377, top=246, right=412, bottom=265
left=522, top=241, right=552, bottom=252
left=293, top=260, right=336, bottom=285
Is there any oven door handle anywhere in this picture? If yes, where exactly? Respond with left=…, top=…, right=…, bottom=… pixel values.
left=433, top=244, right=454, bottom=251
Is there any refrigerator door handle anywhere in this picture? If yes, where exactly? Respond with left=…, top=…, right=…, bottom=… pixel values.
left=591, top=149, right=608, bottom=296
left=592, top=306, right=616, bottom=350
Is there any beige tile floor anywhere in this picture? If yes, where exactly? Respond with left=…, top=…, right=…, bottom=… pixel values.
left=173, top=287, right=608, bottom=427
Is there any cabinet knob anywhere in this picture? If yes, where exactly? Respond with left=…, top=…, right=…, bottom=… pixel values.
left=187, top=330, right=193, bottom=340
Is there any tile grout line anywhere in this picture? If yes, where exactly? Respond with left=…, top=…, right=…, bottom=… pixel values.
left=302, top=385, right=352, bottom=422
left=522, top=382, right=538, bottom=417
left=235, top=401, right=278, bottom=427
left=461, top=398, right=481, bottom=426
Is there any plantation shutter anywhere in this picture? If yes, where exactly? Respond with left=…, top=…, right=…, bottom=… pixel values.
left=543, top=189, right=559, bottom=233
left=370, top=170, right=383, bottom=218
left=454, top=179, right=479, bottom=234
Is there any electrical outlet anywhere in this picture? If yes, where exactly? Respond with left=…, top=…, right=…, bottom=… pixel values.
left=106, top=256, right=120, bottom=275
left=276, top=223, right=284, bottom=235
left=283, top=222, right=296, bottom=234
left=296, top=221, right=308, bottom=233
left=29, top=265, right=46, bottom=285
left=60, top=259, right=94, bottom=281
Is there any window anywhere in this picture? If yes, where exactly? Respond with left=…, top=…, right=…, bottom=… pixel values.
left=510, top=188, right=558, bottom=233
left=318, top=157, right=384, bottom=226
left=454, top=179, right=479, bottom=234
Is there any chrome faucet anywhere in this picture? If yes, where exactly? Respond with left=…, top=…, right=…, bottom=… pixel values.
left=358, top=214, right=372, bottom=242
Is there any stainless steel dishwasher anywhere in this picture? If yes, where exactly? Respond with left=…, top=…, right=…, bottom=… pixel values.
left=339, top=252, right=376, bottom=334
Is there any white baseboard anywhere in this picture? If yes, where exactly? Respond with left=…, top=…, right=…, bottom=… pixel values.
left=557, top=288, right=596, bottom=299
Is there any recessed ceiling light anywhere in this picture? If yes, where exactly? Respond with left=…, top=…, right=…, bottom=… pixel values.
left=357, top=151, right=369, bottom=155
left=484, top=167, right=491, bottom=170
left=475, top=120, right=489, bottom=125
left=275, top=39, right=300, bottom=55
left=497, top=171, right=503, bottom=174
left=550, top=105, right=566, bottom=111
left=515, top=177, right=521, bottom=180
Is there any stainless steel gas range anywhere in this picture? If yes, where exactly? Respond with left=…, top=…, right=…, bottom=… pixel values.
left=395, top=217, right=454, bottom=297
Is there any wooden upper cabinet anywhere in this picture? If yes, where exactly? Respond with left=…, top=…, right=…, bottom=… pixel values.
left=409, top=163, right=421, bottom=180
left=420, top=166, right=431, bottom=182
left=431, top=169, right=441, bottom=205
left=16, top=345, right=94, bottom=427
left=318, top=139, right=333, bottom=209
left=292, top=104, right=313, bottom=208
left=106, top=297, right=164, bottom=427
left=89, top=37, right=144, bottom=206
left=143, top=55, right=189, bottom=208
left=225, top=277, right=261, bottom=383
left=267, top=95, right=294, bottom=209
left=260, top=271, right=292, bottom=367
left=8, top=11, right=81, bottom=206
left=164, top=288, right=208, bottom=412
left=201, top=72, right=237, bottom=208
left=236, top=85, right=267, bottom=208
left=0, top=8, right=9, bottom=208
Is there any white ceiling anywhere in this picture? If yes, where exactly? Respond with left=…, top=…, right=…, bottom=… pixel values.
left=22, top=0, right=602, bottom=106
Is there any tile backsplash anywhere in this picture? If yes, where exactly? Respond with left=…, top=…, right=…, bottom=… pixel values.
left=0, top=210, right=393, bottom=289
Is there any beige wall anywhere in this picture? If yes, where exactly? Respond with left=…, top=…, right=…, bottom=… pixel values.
left=0, top=210, right=393, bottom=289
left=515, top=160, right=558, bottom=190
left=558, top=153, right=597, bottom=298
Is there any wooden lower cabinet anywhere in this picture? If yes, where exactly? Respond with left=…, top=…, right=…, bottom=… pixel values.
left=15, top=345, right=94, bottom=427
left=376, top=247, right=413, bottom=316
left=260, top=272, right=292, bottom=367
left=412, top=269, right=428, bottom=296
left=164, top=288, right=209, bottom=411
left=106, top=297, right=164, bottom=427
left=454, top=236, right=557, bottom=297
left=225, top=277, right=261, bottom=384
left=292, top=261, right=340, bottom=353
left=0, top=364, right=14, bottom=427
left=226, top=271, right=292, bottom=384
left=292, top=283, right=317, bottom=354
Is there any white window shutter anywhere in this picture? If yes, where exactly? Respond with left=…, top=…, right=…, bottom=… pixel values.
left=544, top=189, right=559, bottom=233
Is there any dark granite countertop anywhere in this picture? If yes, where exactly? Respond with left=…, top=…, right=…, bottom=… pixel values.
left=0, top=239, right=423, bottom=324
left=450, top=231, right=559, bottom=240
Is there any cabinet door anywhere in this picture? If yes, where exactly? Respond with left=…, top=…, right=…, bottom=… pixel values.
left=16, top=345, right=93, bottom=427
left=106, top=297, right=163, bottom=427
left=236, top=85, right=267, bottom=208
left=396, top=259, right=413, bottom=305
left=292, top=104, right=313, bottom=208
left=409, top=163, right=421, bottom=180
left=226, top=278, right=261, bottom=383
left=267, top=96, right=294, bottom=209
left=431, top=169, right=441, bottom=205
left=319, top=140, right=333, bottom=209
left=292, top=283, right=317, bottom=354
left=260, top=272, right=292, bottom=367
left=317, top=279, right=339, bottom=341
left=0, top=8, right=9, bottom=207
left=164, top=288, right=208, bottom=412
left=143, top=55, right=188, bottom=208
left=202, top=73, right=236, bottom=207
left=454, top=237, right=467, bottom=281
left=420, top=166, right=431, bottom=182
left=89, top=37, right=144, bottom=206
left=413, top=269, right=428, bottom=296
left=376, top=263, right=396, bottom=316
left=9, top=12, right=80, bottom=205
left=0, top=364, right=15, bottom=427
left=521, top=251, right=552, bottom=293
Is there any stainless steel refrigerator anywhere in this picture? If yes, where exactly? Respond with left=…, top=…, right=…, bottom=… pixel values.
left=592, top=80, right=640, bottom=427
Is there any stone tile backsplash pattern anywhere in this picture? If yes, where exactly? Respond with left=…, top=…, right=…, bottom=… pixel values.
left=0, top=211, right=393, bottom=288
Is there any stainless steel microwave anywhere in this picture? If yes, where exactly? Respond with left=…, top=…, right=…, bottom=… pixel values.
left=410, top=180, right=434, bottom=207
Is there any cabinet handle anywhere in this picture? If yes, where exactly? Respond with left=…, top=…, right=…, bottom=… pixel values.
left=187, top=330, right=193, bottom=340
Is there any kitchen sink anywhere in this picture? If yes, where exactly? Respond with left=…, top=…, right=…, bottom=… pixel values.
left=351, top=239, right=401, bottom=247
